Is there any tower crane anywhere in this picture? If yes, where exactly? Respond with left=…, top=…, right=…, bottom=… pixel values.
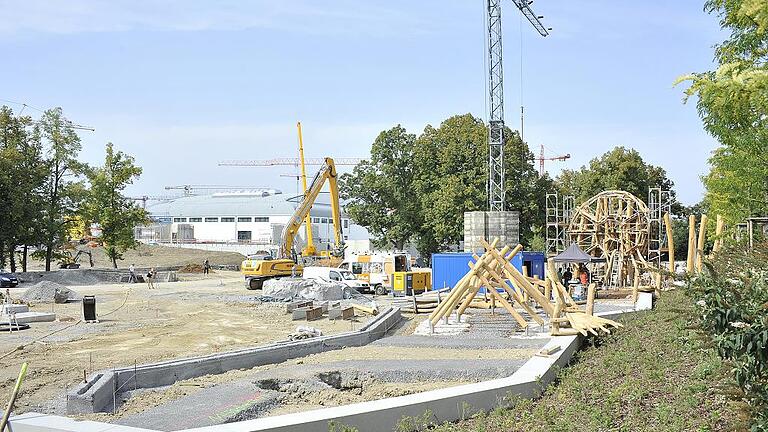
left=163, top=185, right=279, bottom=196
left=218, top=158, right=363, bottom=167
left=532, top=144, right=570, bottom=176
left=486, top=0, right=550, bottom=211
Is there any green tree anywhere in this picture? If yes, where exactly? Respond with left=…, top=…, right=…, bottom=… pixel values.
left=84, top=143, right=149, bottom=268
left=413, top=113, right=550, bottom=256
left=677, top=0, right=768, bottom=224
left=36, top=107, right=87, bottom=271
left=554, top=146, right=679, bottom=210
left=339, top=126, right=421, bottom=250
left=0, top=106, right=46, bottom=272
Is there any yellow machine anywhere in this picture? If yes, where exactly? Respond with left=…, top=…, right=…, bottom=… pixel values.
left=392, top=271, right=432, bottom=296
left=242, top=155, right=345, bottom=290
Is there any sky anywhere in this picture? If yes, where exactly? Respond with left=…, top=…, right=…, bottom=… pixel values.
left=0, top=0, right=724, bottom=205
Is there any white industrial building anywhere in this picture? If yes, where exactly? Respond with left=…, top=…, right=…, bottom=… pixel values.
left=138, top=190, right=371, bottom=256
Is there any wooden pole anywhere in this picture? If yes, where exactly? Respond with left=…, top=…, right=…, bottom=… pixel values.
left=1, top=362, right=28, bottom=432
left=713, top=214, right=724, bottom=253
left=686, top=215, right=696, bottom=274
left=586, top=283, right=596, bottom=315
left=696, top=214, right=708, bottom=272
left=663, top=212, right=675, bottom=273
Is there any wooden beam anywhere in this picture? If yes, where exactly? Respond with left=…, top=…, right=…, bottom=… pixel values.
left=663, top=212, right=675, bottom=273
left=686, top=214, right=696, bottom=274
left=696, top=214, right=708, bottom=272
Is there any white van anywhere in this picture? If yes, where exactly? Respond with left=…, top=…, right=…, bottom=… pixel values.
left=302, top=267, right=371, bottom=292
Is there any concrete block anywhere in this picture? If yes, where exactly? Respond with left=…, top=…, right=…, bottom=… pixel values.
left=292, top=308, right=309, bottom=320
left=1, top=304, right=29, bottom=314
left=66, top=372, right=116, bottom=414
left=286, top=300, right=313, bottom=313
left=305, top=307, right=324, bottom=321
left=328, top=307, right=354, bottom=320
left=1, top=311, right=56, bottom=324
left=635, top=292, right=653, bottom=311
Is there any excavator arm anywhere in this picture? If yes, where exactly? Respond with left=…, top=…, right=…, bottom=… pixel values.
left=279, top=157, right=344, bottom=259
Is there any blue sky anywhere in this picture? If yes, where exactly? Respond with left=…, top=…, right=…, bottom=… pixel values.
left=1, top=1, right=723, bottom=205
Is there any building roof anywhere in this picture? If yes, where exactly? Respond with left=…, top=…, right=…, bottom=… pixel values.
left=147, top=192, right=339, bottom=218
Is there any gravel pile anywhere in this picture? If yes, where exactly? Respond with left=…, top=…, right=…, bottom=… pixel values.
left=20, top=281, right=82, bottom=304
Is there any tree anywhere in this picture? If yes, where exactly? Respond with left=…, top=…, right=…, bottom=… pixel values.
left=554, top=146, right=680, bottom=210
left=36, top=108, right=86, bottom=271
left=339, top=126, right=421, bottom=250
left=85, top=143, right=149, bottom=268
left=677, top=0, right=768, bottom=224
left=0, top=106, right=46, bottom=272
left=413, top=114, right=551, bottom=256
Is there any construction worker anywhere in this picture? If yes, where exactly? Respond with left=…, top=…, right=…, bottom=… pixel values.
left=562, top=266, right=573, bottom=287
left=128, top=264, right=136, bottom=283
left=146, top=268, right=156, bottom=289
left=203, top=259, right=210, bottom=275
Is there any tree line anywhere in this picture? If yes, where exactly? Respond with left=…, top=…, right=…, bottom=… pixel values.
left=0, top=106, right=149, bottom=272
left=340, top=114, right=678, bottom=259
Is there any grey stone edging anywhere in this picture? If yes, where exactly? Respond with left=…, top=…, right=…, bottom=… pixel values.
left=66, top=307, right=402, bottom=415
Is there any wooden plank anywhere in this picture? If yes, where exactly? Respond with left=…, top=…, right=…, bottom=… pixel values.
left=586, top=283, right=596, bottom=316
left=686, top=214, right=696, bottom=274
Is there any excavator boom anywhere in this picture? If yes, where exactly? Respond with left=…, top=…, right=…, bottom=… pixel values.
left=280, top=157, right=344, bottom=259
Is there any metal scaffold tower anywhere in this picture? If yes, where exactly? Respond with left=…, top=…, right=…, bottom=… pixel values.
left=647, top=187, right=672, bottom=266
left=546, top=192, right=574, bottom=255
left=485, top=0, right=550, bottom=211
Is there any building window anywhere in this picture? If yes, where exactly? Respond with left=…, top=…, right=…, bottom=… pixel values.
left=238, top=217, right=252, bottom=222
left=254, top=217, right=269, bottom=222
left=321, top=218, right=328, bottom=224
left=237, top=231, right=252, bottom=241
left=312, top=217, right=320, bottom=223
left=343, top=219, right=349, bottom=229
left=205, top=217, right=218, bottom=223
left=221, top=217, right=235, bottom=222
left=173, top=217, right=187, bottom=223
left=189, top=217, right=202, bottom=222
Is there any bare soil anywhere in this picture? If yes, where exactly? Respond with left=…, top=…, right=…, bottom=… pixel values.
left=0, top=271, right=356, bottom=414
left=21, top=244, right=246, bottom=271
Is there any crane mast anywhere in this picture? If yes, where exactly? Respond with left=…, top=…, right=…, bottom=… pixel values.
left=486, top=0, right=550, bottom=211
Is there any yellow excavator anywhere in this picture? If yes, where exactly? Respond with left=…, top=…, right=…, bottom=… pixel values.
left=241, top=155, right=345, bottom=290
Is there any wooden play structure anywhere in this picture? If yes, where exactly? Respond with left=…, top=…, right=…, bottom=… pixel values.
left=427, top=238, right=622, bottom=337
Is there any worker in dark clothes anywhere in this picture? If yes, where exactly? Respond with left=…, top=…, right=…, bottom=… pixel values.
left=562, top=267, right=573, bottom=287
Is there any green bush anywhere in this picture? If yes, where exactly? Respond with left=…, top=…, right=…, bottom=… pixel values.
left=690, top=242, right=768, bottom=430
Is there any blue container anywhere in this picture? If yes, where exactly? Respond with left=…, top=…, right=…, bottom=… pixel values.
left=521, top=251, right=546, bottom=280
left=431, top=252, right=523, bottom=293
left=431, top=253, right=475, bottom=291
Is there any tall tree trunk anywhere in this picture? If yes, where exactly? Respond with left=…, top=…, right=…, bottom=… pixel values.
left=45, top=243, right=52, bottom=271
left=22, top=245, right=27, bottom=272
left=0, top=241, right=5, bottom=269
left=9, top=245, right=16, bottom=273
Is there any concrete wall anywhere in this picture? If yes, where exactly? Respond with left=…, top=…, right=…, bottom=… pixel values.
left=66, top=307, right=402, bottom=415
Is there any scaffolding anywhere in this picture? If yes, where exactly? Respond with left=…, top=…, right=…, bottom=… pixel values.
left=647, top=187, right=672, bottom=267
left=546, top=192, right=574, bottom=256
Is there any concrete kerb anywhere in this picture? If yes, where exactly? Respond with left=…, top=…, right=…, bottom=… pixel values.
left=66, top=307, right=401, bottom=415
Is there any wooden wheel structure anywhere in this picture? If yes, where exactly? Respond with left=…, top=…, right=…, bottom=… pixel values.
left=567, top=190, right=651, bottom=288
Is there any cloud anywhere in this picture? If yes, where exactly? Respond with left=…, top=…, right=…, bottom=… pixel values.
left=0, top=0, right=433, bottom=36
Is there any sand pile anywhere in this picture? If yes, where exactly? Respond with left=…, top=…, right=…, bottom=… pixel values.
left=20, top=281, right=82, bottom=304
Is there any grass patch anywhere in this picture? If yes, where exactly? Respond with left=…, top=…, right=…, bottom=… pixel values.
left=433, top=290, right=746, bottom=432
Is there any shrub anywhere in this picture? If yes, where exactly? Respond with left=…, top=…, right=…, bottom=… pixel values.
left=689, top=242, right=768, bottom=430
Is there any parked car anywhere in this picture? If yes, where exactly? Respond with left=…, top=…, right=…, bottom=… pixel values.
left=0, top=269, right=19, bottom=288
left=302, top=266, right=370, bottom=293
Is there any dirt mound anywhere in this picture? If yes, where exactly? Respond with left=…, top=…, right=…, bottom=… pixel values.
left=178, top=264, right=214, bottom=274
left=20, top=281, right=81, bottom=304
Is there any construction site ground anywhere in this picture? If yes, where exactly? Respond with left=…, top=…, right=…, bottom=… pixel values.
left=106, top=300, right=633, bottom=431
left=0, top=271, right=361, bottom=417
